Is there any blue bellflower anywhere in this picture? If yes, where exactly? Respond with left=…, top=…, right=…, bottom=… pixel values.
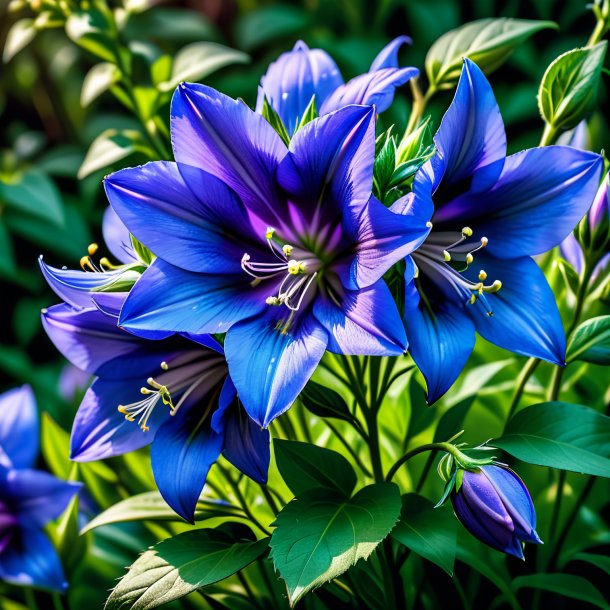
left=105, top=86, right=430, bottom=428
left=394, top=59, right=603, bottom=402
left=0, top=386, right=81, bottom=591
left=257, top=37, right=418, bottom=134
left=452, top=465, right=542, bottom=559
left=42, top=304, right=269, bottom=522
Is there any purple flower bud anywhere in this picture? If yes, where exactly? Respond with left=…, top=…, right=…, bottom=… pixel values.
left=451, top=465, right=542, bottom=559
left=589, top=171, right=610, bottom=232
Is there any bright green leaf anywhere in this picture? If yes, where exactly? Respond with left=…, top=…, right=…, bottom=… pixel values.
left=567, top=315, right=610, bottom=365
left=3, top=18, right=37, bottom=63
left=41, top=413, right=72, bottom=480
left=269, top=483, right=401, bottom=605
left=261, top=97, right=291, bottom=146
left=300, top=379, right=353, bottom=424
left=81, top=62, right=122, bottom=107
left=65, top=9, right=119, bottom=64
left=78, top=129, right=144, bottom=179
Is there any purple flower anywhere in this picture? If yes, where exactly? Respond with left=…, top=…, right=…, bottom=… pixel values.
left=105, top=84, right=429, bottom=428
left=394, top=59, right=603, bottom=402
left=42, top=304, right=269, bottom=522
left=0, top=386, right=81, bottom=591
left=257, top=37, right=418, bottom=134
left=452, top=465, right=541, bottom=559
left=589, top=171, right=610, bottom=235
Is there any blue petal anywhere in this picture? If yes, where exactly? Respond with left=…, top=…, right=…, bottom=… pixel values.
left=70, top=378, right=165, bottom=461
left=102, top=206, right=137, bottom=265
left=0, top=385, right=38, bottom=469
left=463, top=254, right=566, bottom=365
left=370, top=36, right=412, bottom=71
left=313, top=280, right=406, bottom=356
left=105, top=161, right=257, bottom=274
left=151, top=382, right=224, bottom=522
left=225, top=310, right=328, bottom=428
left=320, top=67, right=418, bottom=115
left=0, top=468, right=81, bottom=525
left=438, top=147, right=603, bottom=258
left=560, top=233, right=584, bottom=275
left=403, top=272, right=476, bottom=403
left=171, top=83, right=287, bottom=223
left=256, top=40, right=343, bottom=133
left=0, top=526, right=67, bottom=591
left=120, top=258, right=269, bottom=335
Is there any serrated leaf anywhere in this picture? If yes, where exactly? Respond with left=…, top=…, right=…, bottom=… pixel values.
left=157, top=42, right=249, bottom=92
left=78, top=129, right=144, bottom=179
left=566, top=315, right=610, bottom=365
left=269, top=483, right=401, bottom=605
left=3, top=18, right=37, bottom=63
left=274, top=439, right=357, bottom=498
left=81, top=491, right=243, bottom=534
left=426, top=18, right=555, bottom=90
left=300, top=380, right=353, bottom=424
left=495, top=401, right=610, bottom=477
left=81, top=62, right=122, bottom=106
left=392, top=493, right=457, bottom=575
left=538, top=42, right=607, bottom=131
left=105, top=525, right=268, bottom=610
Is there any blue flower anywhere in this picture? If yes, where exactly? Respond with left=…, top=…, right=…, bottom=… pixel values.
left=105, top=85, right=430, bottom=427
left=394, top=59, right=603, bottom=402
left=0, top=386, right=81, bottom=591
left=257, top=37, right=418, bottom=134
left=452, top=465, right=541, bottom=559
left=42, top=304, right=269, bottom=522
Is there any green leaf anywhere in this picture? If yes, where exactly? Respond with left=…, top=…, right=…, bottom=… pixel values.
left=538, top=42, right=607, bottom=131
left=3, top=18, right=37, bottom=62
left=81, top=491, right=242, bottom=534
left=573, top=552, right=610, bottom=576
left=274, top=439, right=357, bottom=498
left=294, top=95, right=317, bottom=132
left=270, top=483, right=401, bottom=605
left=81, top=62, right=122, bottom=107
left=300, top=380, right=353, bottom=424
left=105, top=525, right=269, bottom=610
left=0, top=217, right=16, bottom=275
left=0, top=169, right=64, bottom=226
left=41, top=413, right=72, bottom=479
left=65, top=9, right=119, bottom=64
left=556, top=257, right=581, bottom=297
left=513, top=574, right=610, bottom=610
left=261, top=97, right=291, bottom=146
left=78, top=129, right=145, bottom=179
left=130, top=235, right=155, bottom=266
left=391, top=494, right=457, bottom=575
left=426, top=18, right=556, bottom=90
left=157, top=42, right=249, bottom=92
left=495, top=401, right=610, bottom=477
left=567, top=315, right=610, bottom=365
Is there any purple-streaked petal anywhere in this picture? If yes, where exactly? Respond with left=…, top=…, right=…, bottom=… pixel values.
left=437, top=147, right=603, bottom=258
left=369, top=35, right=412, bottom=71
left=320, top=67, right=418, bottom=116
left=560, top=233, right=584, bottom=275
left=0, top=385, right=38, bottom=469
left=256, top=40, right=343, bottom=134
left=593, top=253, right=610, bottom=283
left=225, top=310, right=328, bottom=428
left=589, top=171, right=610, bottom=231
left=171, top=83, right=287, bottom=223
left=102, top=206, right=137, bottom=265
left=105, top=161, right=257, bottom=274
left=556, top=120, right=588, bottom=150
left=464, top=254, right=566, bottom=365
left=313, top=280, right=406, bottom=356
left=119, top=258, right=270, bottom=336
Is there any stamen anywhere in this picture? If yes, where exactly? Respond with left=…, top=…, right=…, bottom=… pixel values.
left=88, top=243, right=99, bottom=256
left=462, top=226, right=473, bottom=237
left=478, top=270, right=487, bottom=281
left=160, top=361, right=169, bottom=371
left=282, top=244, right=293, bottom=257
left=265, top=227, right=275, bottom=240
left=117, top=376, right=174, bottom=431
left=443, top=250, right=451, bottom=262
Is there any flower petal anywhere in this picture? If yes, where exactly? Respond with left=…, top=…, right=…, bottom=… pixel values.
left=225, top=310, right=328, bottom=428
left=171, top=83, right=286, bottom=222
left=320, top=67, right=418, bottom=115
left=313, top=280, right=406, bottom=356
left=102, top=206, right=137, bottom=265
left=119, top=258, right=269, bottom=335
left=560, top=233, right=584, bottom=275
left=256, top=40, right=343, bottom=134
left=463, top=254, right=566, bottom=365
left=369, top=35, right=412, bottom=71
left=105, top=161, right=257, bottom=274
left=0, top=385, right=38, bottom=469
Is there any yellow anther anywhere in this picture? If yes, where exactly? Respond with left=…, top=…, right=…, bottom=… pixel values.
left=443, top=250, right=451, bottom=262
left=476, top=282, right=484, bottom=294
left=141, top=425, right=150, bottom=432
left=283, top=244, right=293, bottom=257
left=490, top=280, right=502, bottom=292
left=117, top=405, right=127, bottom=414
left=80, top=256, right=92, bottom=271
left=265, top=227, right=275, bottom=240
left=266, top=296, right=281, bottom=305
left=478, top=270, right=487, bottom=281
left=88, top=243, right=99, bottom=256
left=462, top=226, right=473, bottom=237
left=480, top=237, right=488, bottom=247
left=469, top=294, right=477, bottom=304
left=466, top=253, right=474, bottom=264
left=426, top=221, right=433, bottom=228
left=287, top=259, right=305, bottom=275
left=160, top=361, right=169, bottom=370
left=140, top=387, right=152, bottom=395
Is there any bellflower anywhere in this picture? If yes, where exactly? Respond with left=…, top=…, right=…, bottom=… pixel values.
left=42, top=304, right=269, bottom=522
left=0, top=386, right=81, bottom=591
left=105, top=85, right=429, bottom=428
left=257, top=36, right=418, bottom=134
left=393, top=59, right=603, bottom=402
left=452, top=465, right=541, bottom=559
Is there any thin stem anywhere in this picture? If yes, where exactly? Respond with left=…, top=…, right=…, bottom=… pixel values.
left=24, top=589, right=39, bottom=610
left=547, top=469, right=567, bottom=550
left=386, top=442, right=459, bottom=482
left=505, top=357, right=540, bottom=425
left=237, top=572, right=263, bottom=609
left=539, top=123, right=559, bottom=146
left=325, top=419, right=372, bottom=477
left=259, top=483, right=280, bottom=515
left=405, top=78, right=433, bottom=136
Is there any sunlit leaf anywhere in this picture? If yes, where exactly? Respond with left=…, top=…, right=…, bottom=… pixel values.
left=567, top=316, right=610, bottom=365
left=3, top=18, right=37, bottom=63
left=81, top=62, right=122, bottom=107
left=78, top=129, right=146, bottom=179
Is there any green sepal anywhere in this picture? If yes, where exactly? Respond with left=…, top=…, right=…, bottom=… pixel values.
left=130, top=234, right=155, bottom=265
left=261, top=96, right=291, bottom=146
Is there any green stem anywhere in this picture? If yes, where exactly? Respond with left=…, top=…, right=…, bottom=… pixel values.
left=325, top=419, right=372, bottom=477
left=587, top=14, right=608, bottom=46
left=405, top=78, right=433, bottom=136
left=237, top=572, right=263, bottom=609
left=505, top=357, right=540, bottom=426
left=539, top=123, right=559, bottom=147
left=259, top=483, right=279, bottom=515
left=24, top=589, right=39, bottom=610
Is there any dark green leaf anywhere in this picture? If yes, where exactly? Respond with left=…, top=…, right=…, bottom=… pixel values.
left=567, top=315, right=610, bottom=365
left=0, top=218, right=16, bottom=275
left=556, top=257, right=581, bottom=297
left=274, top=439, right=357, bottom=497
left=495, top=401, right=610, bottom=477
left=270, top=483, right=401, bottom=605
left=105, top=525, right=268, bottom=610
left=392, top=494, right=457, bottom=575
left=573, top=552, right=610, bottom=576
left=300, top=380, right=353, bottom=424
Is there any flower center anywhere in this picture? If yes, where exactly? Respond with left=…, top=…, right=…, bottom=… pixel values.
left=241, top=227, right=318, bottom=311
left=414, top=226, right=502, bottom=316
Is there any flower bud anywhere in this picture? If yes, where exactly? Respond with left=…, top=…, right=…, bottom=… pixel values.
left=451, top=465, right=542, bottom=558
left=588, top=171, right=610, bottom=249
